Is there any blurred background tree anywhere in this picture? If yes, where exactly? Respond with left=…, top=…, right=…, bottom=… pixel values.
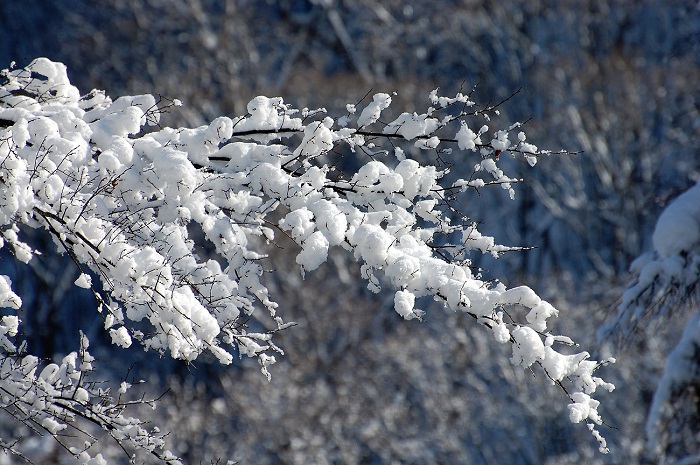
left=1, top=1, right=699, bottom=463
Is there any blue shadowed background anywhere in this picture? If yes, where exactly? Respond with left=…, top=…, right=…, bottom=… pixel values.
left=1, top=1, right=699, bottom=463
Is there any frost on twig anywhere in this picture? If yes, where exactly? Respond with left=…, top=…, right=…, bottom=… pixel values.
left=1, top=58, right=610, bottom=460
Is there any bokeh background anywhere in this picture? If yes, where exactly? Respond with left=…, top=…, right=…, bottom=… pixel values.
left=1, top=1, right=699, bottom=464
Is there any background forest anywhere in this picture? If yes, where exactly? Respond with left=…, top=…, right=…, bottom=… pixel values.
left=1, top=1, right=699, bottom=464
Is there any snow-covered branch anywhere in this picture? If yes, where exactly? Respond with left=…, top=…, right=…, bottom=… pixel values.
left=1, top=58, right=612, bottom=461
left=0, top=332, right=179, bottom=464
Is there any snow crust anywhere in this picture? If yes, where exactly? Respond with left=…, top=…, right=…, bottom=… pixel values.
left=653, top=180, right=700, bottom=258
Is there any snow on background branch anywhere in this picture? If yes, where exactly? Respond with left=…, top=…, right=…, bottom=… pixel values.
left=601, top=180, right=700, bottom=464
left=601, top=181, right=700, bottom=343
